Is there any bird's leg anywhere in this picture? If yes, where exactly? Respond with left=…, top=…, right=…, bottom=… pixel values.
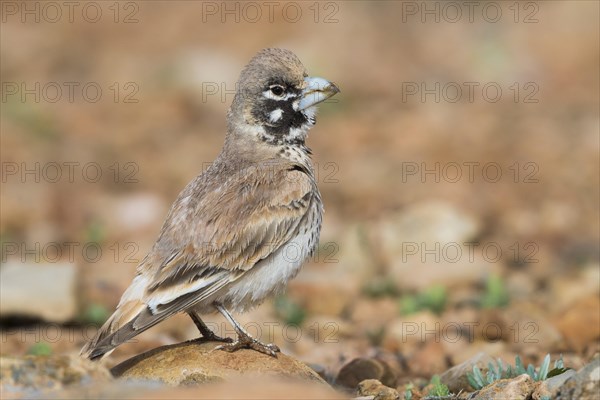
left=212, top=302, right=280, bottom=357
left=187, top=311, right=233, bottom=343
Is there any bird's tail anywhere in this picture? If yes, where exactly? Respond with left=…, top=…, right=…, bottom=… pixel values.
left=81, top=273, right=159, bottom=361
left=80, top=298, right=148, bottom=361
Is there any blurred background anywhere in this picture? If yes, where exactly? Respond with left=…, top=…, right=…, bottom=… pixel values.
left=1, top=0, right=598, bottom=393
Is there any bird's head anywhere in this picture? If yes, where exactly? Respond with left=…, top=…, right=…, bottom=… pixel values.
left=227, top=48, right=339, bottom=146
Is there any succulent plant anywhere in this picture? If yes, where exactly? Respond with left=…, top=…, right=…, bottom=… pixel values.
left=467, top=354, right=568, bottom=390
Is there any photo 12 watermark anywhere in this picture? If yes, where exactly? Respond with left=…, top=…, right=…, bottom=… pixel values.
left=1, top=161, right=140, bottom=184
left=398, top=320, right=540, bottom=344
left=1, top=82, right=140, bottom=104
left=399, top=161, right=540, bottom=184
left=400, top=1, right=540, bottom=24
left=200, top=1, right=340, bottom=24
left=1, top=1, right=140, bottom=24
left=401, top=82, right=540, bottom=104
left=399, top=241, right=540, bottom=264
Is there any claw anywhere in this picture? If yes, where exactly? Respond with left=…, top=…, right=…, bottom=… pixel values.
left=212, top=302, right=281, bottom=357
left=214, top=335, right=280, bottom=357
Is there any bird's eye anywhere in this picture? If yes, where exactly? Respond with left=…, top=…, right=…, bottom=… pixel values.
left=269, top=85, right=285, bottom=96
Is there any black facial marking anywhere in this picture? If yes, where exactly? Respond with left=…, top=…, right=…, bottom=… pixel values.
left=251, top=84, right=314, bottom=145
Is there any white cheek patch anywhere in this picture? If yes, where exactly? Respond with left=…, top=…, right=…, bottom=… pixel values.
left=269, top=108, right=283, bottom=123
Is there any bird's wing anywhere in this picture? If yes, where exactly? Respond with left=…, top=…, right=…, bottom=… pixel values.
left=82, top=163, right=316, bottom=359
left=146, top=164, right=316, bottom=297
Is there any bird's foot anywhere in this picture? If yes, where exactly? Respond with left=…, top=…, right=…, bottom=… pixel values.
left=213, top=333, right=280, bottom=357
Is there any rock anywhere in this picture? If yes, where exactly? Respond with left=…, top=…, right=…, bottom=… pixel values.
left=409, top=340, right=448, bottom=377
left=112, top=340, right=327, bottom=386
left=294, top=339, right=370, bottom=378
left=495, top=303, right=563, bottom=352
left=335, top=358, right=397, bottom=389
left=549, top=264, right=600, bottom=311
left=472, top=374, right=535, bottom=400
left=555, top=355, right=600, bottom=400
left=378, top=201, right=481, bottom=254
left=0, top=262, right=77, bottom=322
left=439, top=352, right=496, bottom=393
left=336, top=223, right=377, bottom=281
left=532, top=369, right=576, bottom=399
left=555, top=295, right=600, bottom=352
left=357, top=379, right=400, bottom=400
left=0, top=354, right=111, bottom=396
left=376, top=201, right=483, bottom=292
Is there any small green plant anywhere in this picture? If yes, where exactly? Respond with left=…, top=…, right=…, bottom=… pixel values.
left=428, top=375, right=450, bottom=397
left=515, top=354, right=568, bottom=381
left=404, top=382, right=414, bottom=400
left=400, top=285, right=447, bottom=315
left=81, top=303, right=110, bottom=325
left=362, top=277, right=399, bottom=298
left=27, top=342, right=52, bottom=356
left=467, top=354, right=568, bottom=390
left=273, top=295, right=306, bottom=326
left=481, top=274, right=509, bottom=308
left=85, top=219, right=106, bottom=243
left=467, top=358, right=514, bottom=390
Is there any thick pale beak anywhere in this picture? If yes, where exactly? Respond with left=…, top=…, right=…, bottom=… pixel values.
left=298, top=76, right=340, bottom=111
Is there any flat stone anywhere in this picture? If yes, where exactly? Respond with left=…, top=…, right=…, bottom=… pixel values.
left=112, top=340, right=328, bottom=386
left=555, top=295, right=600, bottom=353
left=555, top=355, right=600, bottom=400
left=0, top=262, right=77, bottom=322
left=532, top=369, right=576, bottom=399
left=357, top=379, right=400, bottom=400
left=0, top=354, right=111, bottom=397
left=335, top=358, right=397, bottom=389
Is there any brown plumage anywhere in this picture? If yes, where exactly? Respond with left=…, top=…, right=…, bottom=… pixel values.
left=81, top=48, right=339, bottom=360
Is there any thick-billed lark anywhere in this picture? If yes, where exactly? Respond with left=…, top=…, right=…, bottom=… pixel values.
left=81, top=48, right=339, bottom=360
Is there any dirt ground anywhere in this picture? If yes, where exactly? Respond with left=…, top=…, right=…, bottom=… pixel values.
left=1, top=1, right=598, bottom=398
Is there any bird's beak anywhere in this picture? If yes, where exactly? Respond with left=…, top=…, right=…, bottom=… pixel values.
left=298, top=77, right=340, bottom=111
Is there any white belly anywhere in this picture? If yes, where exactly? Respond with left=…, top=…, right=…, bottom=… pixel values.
left=216, top=229, right=316, bottom=312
